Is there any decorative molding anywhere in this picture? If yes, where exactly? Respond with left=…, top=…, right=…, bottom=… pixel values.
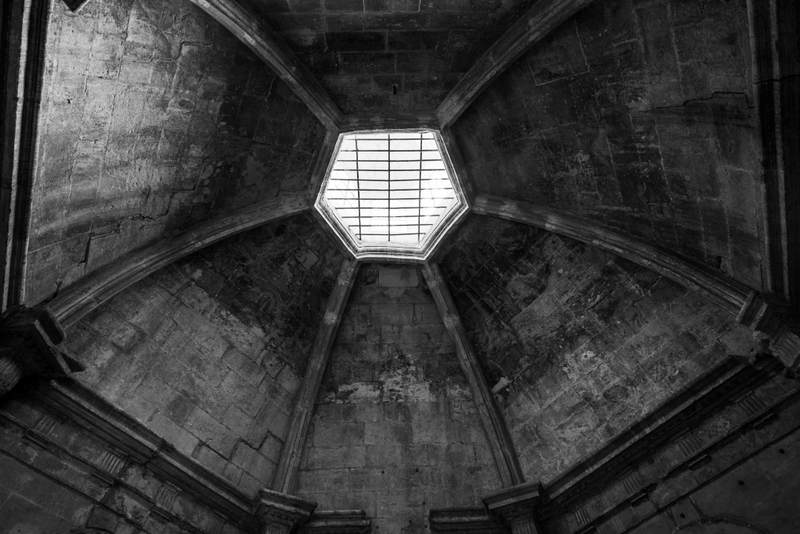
left=436, top=0, right=595, bottom=128
left=540, top=356, right=792, bottom=521
left=46, top=193, right=309, bottom=327
left=272, top=259, right=358, bottom=493
left=544, top=364, right=800, bottom=533
left=256, top=488, right=316, bottom=534
left=473, top=194, right=755, bottom=315
left=429, top=508, right=506, bottom=533
left=4, top=379, right=260, bottom=532
left=4, top=379, right=374, bottom=533
left=422, top=263, right=524, bottom=487
left=433, top=357, right=797, bottom=534
left=1, top=0, right=50, bottom=310
left=188, top=0, right=342, bottom=130
left=299, top=510, right=371, bottom=533
left=736, top=293, right=800, bottom=368
left=484, top=482, right=542, bottom=534
left=484, top=482, right=541, bottom=518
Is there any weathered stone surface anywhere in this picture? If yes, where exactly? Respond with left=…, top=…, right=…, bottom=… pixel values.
left=612, top=411, right=800, bottom=534
left=0, top=386, right=251, bottom=534
left=296, top=264, right=502, bottom=533
left=239, top=0, right=535, bottom=113
left=453, top=0, right=764, bottom=289
left=25, top=0, right=325, bottom=305
left=65, top=214, right=343, bottom=491
left=439, top=215, right=755, bottom=484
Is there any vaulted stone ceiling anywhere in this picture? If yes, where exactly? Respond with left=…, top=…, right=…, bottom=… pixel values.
left=2, top=0, right=799, bottom=532
left=236, top=0, right=536, bottom=113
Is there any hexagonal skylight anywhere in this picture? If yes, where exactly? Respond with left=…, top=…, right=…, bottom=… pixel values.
left=315, top=130, right=468, bottom=261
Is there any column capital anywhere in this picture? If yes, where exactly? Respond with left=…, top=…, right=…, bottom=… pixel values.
left=0, top=306, right=78, bottom=396
left=484, top=481, right=543, bottom=534
left=737, top=293, right=800, bottom=369
left=256, top=489, right=316, bottom=533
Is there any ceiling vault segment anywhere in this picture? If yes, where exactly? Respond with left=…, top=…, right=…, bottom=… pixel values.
left=474, top=194, right=800, bottom=369
left=272, top=259, right=359, bottom=494
left=188, top=0, right=343, bottom=131
left=46, top=194, right=310, bottom=328
left=473, top=194, right=753, bottom=314
left=422, top=262, right=525, bottom=487
left=436, top=0, right=596, bottom=129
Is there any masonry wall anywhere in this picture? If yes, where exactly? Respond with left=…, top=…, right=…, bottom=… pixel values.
left=0, top=389, right=250, bottom=534
left=453, top=0, right=764, bottom=289
left=439, top=215, right=755, bottom=485
left=629, top=428, right=800, bottom=533
left=296, top=264, right=502, bottom=533
left=241, top=0, right=534, bottom=114
left=540, top=354, right=800, bottom=534
left=65, top=215, right=344, bottom=495
left=26, top=0, right=325, bottom=305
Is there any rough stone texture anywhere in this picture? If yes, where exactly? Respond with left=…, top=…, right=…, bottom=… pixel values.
left=0, top=392, right=248, bottom=534
left=240, top=0, right=534, bottom=113
left=25, top=0, right=325, bottom=305
left=439, top=215, right=755, bottom=484
left=628, top=427, right=800, bottom=534
left=296, top=264, right=502, bottom=533
left=453, top=0, right=765, bottom=289
left=64, top=215, right=343, bottom=494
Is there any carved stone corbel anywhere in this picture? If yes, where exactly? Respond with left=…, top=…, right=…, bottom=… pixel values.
left=737, top=293, right=800, bottom=370
left=256, top=488, right=316, bottom=534
left=484, top=481, right=543, bottom=534
left=0, top=306, right=79, bottom=397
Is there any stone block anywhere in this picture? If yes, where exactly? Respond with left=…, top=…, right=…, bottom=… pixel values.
left=327, top=31, right=387, bottom=52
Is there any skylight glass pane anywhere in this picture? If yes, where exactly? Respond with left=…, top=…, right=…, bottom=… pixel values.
left=322, top=131, right=459, bottom=247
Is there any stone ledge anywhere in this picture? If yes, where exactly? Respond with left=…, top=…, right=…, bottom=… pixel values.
left=429, top=508, right=507, bottom=533
left=300, top=510, right=371, bottom=533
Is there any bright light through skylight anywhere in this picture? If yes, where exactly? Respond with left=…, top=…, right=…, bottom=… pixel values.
left=323, top=131, right=458, bottom=246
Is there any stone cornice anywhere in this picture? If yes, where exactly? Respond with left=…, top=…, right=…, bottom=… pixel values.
left=299, top=510, right=371, bottom=533
left=40, top=380, right=258, bottom=528
left=540, top=355, right=794, bottom=519
left=429, top=508, right=506, bottom=533
left=484, top=481, right=541, bottom=520
left=256, top=488, right=316, bottom=529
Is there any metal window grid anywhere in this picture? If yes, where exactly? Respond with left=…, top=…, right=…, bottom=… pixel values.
left=323, top=131, right=457, bottom=245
